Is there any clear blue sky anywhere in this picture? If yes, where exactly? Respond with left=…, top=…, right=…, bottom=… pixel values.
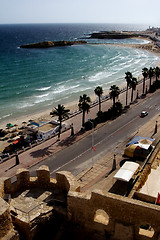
left=1, top=0, right=160, bottom=26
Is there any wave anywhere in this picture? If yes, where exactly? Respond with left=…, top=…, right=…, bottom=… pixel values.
left=17, top=102, right=35, bottom=109
left=53, top=84, right=80, bottom=94
left=36, top=86, right=51, bottom=91
left=36, top=93, right=49, bottom=98
left=0, top=113, right=12, bottom=120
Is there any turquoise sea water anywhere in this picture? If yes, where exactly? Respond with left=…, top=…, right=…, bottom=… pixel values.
left=0, top=23, right=159, bottom=122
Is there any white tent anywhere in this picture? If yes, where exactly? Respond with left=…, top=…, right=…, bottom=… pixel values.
left=114, top=161, right=140, bottom=182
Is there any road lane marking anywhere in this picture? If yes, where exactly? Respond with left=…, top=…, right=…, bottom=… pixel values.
left=50, top=115, right=139, bottom=175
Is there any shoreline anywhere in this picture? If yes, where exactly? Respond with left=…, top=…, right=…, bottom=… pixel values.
left=0, top=37, right=160, bottom=131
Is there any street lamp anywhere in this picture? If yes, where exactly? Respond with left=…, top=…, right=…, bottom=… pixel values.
left=88, top=119, right=94, bottom=168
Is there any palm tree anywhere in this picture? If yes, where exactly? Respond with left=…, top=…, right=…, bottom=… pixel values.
left=142, top=67, right=148, bottom=94
left=125, top=72, right=132, bottom=106
left=130, top=77, right=138, bottom=103
left=155, top=66, right=160, bottom=82
left=109, top=85, right=120, bottom=107
left=94, top=86, right=103, bottom=112
left=148, top=67, right=154, bottom=90
left=50, top=104, right=70, bottom=138
left=78, top=94, right=91, bottom=127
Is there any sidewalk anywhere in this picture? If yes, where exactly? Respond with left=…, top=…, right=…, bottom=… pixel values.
left=0, top=77, right=158, bottom=179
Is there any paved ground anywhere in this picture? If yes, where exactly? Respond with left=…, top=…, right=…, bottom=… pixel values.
left=0, top=77, right=159, bottom=194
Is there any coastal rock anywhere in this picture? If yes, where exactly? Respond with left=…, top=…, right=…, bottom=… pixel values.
left=89, top=31, right=137, bottom=39
left=20, top=40, right=87, bottom=48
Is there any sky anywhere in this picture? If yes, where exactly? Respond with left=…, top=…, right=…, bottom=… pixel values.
left=0, top=0, right=160, bottom=26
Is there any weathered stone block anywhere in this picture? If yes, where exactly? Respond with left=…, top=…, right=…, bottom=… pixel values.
left=36, top=165, right=50, bottom=185
left=56, top=171, right=80, bottom=193
left=4, top=178, right=12, bottom=194
left=0, top=198, right=13, bottom=238
left=113, top=222, right=134, bottom=240
left=16, top=168, right=30, bottom=189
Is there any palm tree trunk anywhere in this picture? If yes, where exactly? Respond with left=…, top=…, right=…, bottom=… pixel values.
left=149, top=77, right=152, bottom=90
left=131, top=88, right=134, bottom=102
left=113, top=97, right=116, bottom=107
left=82, top=110, right=85, bottom=127
left=58, top=120, right=62, bottom=138
left=143, top=77, right=145, bottom=94
left=126, top=84, right=128, bottom=106
left=99, top=96, right=101, bottom=112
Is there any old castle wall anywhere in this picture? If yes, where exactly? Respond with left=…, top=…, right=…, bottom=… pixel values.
left=1, top=165, right=160, bottom=240
left=68, top=189, right=160, bottom=240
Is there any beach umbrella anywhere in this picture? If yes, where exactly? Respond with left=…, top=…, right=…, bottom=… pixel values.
left=6, top=123, right=13, bottom=128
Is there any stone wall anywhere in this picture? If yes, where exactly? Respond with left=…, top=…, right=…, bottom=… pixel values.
left=3, top=165, right=80, bottom=195
left=2, top=165, right=160, bottom=240
left=68, top=189, right=160, bottom=240
left=0, top=166, right=80, bottom=240
left=0, top=198, right=18, bottom=239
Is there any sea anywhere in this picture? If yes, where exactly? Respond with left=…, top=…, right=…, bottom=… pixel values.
left=0, top=23, right=159, bottom=123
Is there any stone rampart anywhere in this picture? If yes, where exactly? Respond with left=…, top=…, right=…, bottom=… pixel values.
left=68, top=189, right=160, bottom=240
left=2, top=165, right=160, bottom=239
left=3, top=165, right=80, bottom=195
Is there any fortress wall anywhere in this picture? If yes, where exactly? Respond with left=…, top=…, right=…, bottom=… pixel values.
left=68, top=189, right=160, bottom=240
left=0, top=197, right=18, bottom=239
left=4, top=166, right=80, bottom=195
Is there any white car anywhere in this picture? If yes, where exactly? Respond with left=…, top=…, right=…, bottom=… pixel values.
left=140, top=111, right=148, bottom=118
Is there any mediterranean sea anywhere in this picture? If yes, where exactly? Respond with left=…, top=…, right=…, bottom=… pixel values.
left=0, top=23, right=159, bottom=122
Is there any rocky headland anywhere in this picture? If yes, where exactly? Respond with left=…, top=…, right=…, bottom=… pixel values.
left=20, top=40, right=87, bottom=48
left=89, top=31, right=138, bottom=39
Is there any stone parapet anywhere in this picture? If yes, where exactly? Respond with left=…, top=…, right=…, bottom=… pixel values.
left=56, top=171, right=80, bottom=193
left=3, top=166, right=80, bottom=195
left=68, top=189, right=160, bottom=240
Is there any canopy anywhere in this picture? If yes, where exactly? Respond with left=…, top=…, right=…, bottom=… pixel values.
left=30, top=122, right=39, bottom=127
left=126, top=136, right=155, bottom=147
left=114, top=161, right=140, bottom=182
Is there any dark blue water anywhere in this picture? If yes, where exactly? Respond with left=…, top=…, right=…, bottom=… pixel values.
left=0, top=23, right=159, bottom=122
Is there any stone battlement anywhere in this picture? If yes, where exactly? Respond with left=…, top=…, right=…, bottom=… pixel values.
left=4, top=165, right=80, bottom=195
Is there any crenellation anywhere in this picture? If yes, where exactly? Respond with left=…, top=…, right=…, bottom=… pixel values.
left=4, top=178, right=12, bottom=194
left=36, top=165, right=50, bottom=186
left=56, top=171, right=80, bottom=193
left=16, top=168, right=30, bottom=189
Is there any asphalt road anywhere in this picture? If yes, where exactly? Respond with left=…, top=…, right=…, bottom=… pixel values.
left=30, top=91, right=160, bottom=178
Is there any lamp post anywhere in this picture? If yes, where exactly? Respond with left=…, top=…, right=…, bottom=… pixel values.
left=154, top=120, right=158, bottom=134
left=88, top=119, right=94, bottom=168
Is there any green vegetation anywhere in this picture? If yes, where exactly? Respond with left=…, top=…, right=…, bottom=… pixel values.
left=109, top=85, right=120, bottom=107
left=50, top=104, right=70, bottom=138
left=78, top=94, right=91, bottom=128
left=94, top=86, right=103, bottom=112
left=125, top=71, right=132, bottom=106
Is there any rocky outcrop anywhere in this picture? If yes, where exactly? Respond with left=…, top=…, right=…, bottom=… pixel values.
left=89, top=31, right=137, bottom=39
left=20, top=40, right=87, bottom=48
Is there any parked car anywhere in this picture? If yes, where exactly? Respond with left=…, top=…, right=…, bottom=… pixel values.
left=140, top=111, right=148, bottom=118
